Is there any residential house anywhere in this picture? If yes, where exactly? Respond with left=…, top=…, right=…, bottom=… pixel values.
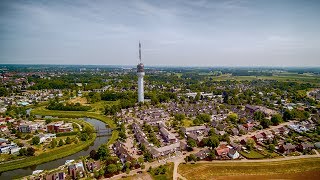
left=45, top=172, right=65, bottom=180
left=243, top=123, right=254, bottom=131
left=296, top=143, right=314, bottom=152
left=18, top=124, right=30, bottom=133
left=245, top=104, right=259, bottom=114
left=159, top=127, right=177, bottom=143
left=47, top=121, right=73, bottom=133
left=37, top=133, right=56, bottom=144
left=228, top=149, right=240, bottom=159
left=0, top=125, right=8, bottom=132
left=112, top=141, right=134, bottom=164
left=215, top=144, right=230, bottom=157
left=252, top=134, right=264, bottom=142
left=195, top=148, right=211, bottom=160
left=181, top=126, right=209, bottom=136
left=279, top=143, right=296, bottom=154
left=187, top=133, right=203, bottom=144
left=68, top=162, right=85, bottom=179
left=150, top=142, right=180, bottom=158
left=86, top=161, right=101, bottom=172
left=231, top=128, right=239, bottom=136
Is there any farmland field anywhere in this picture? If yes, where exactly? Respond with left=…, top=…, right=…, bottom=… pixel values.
left=178, top=158, right=320, bottom=180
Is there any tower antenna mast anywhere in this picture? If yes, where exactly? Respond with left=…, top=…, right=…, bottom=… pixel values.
left=139, top=41, right=141, bottom=62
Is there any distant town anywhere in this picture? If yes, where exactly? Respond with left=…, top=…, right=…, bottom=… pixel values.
left=0, top=64, right=319, bottom=180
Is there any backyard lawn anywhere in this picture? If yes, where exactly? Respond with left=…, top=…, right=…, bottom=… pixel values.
left=239, top=150, right=265, bottom=159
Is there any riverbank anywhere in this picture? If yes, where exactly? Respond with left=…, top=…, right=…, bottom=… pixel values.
left=0, top=133, right=96, bottom=173
left=31, top=107, right=119, bottom=145
left=31, top=107, right=116, bottom=128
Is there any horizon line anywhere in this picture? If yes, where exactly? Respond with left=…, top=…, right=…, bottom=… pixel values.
left=0, top=63, right=320, bottom=68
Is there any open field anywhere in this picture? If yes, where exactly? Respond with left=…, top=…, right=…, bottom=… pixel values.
left=213, top=74, right=320, bottom=85
left=67, top=97, right=88, bottom=104
left=209, top=170, right=320, bottom=180
left=0, top=133, right=96, bottom=173
left=88, top=100, right=119, bottom=113
left=149, top=163, right=174, bottom=180
left=178, top=158, right=320, bottom=180
left=181, top=119, right=193, bottom=127
left=121, top=172, right=153, bottom=180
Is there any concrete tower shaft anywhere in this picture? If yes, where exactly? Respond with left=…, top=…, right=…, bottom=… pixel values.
left=137, top=42, right=144, bottom=103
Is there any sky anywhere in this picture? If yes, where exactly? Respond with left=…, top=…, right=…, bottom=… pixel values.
left=0, top=0, right=320, bottom=66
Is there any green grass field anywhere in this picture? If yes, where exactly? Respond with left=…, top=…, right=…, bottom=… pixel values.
left=239, top=150, right=265, bottom=159
left=181, top=119, right=193, bottom=127
left=178, top=158, right=320, bottom=180
left=88, top=100, right=119, bottom=113
left=149, top=163, right=174, bottom=180
left=213, top=73, right=320, bottom=85
left=31, top=106, right=116, bottom=128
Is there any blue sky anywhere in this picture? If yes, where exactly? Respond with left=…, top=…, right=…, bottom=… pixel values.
left=0, top=0, right=320, bottom=66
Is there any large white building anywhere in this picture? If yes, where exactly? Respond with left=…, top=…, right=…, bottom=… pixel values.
left=137, top=42, right=144, bottom=103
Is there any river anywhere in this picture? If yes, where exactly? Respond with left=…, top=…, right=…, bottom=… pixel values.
left=0, top=118, right=110, bottom=179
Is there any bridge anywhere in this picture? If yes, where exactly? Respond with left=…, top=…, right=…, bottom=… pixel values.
left=95, top=127, right=113, bottom=137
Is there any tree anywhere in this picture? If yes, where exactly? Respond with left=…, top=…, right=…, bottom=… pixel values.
left=189, top=154, right=197, bottom=162
left=97, top=145, right=109, bottom=160
left=79, top=133, right=89, bottom=141
left=208, top=150, right=216, bottom=160
left=125, top=161, right=131, bottom=170
left=138, top=157, right=144, bottom=165
left=271, top=114, right=283, bottom=125
left=19, top=148, right=27, bottom=156
left=0, top=87, right=8, bottom=97
left=91, top=92, right=101, bottom=103
left=45, top=119, right=53, bottom=124
left=65, top=137, right=72, bottom=144
left=93, top=170, right=99, bottom=178
left=107, top=164, right=118, bottom=174
left=58, top=139, right=64, bottom=146
left=268, top=144, right=275, bottom=151
left=90, top=150, right=97, bottom=160
left=208, top=128, right=216, bottom=136
left=227, top=113, right=238, bottom=123
left=246, top=138, right=256, bottom=151
left=206, top=135, right=220, bottom=149
left=74, top=137, right=79, bottom=144
left=119, top=130, right=127, bottom=141
left=27, top=147, right=35, bottom=156
left=32, top=136, right=40, bottom=145
left=196, top=113, right=211, bottom=123
left=187, top=138, right=197, bottom=147
left=260, top=118, right=271, bottom=129
left=254, top=111, right=265, bottom=121
left=50, top=139, right=57, bottom=148
left=143, top=151, right=152, bottom=162
left=283, top=109, right=293, bottom=121
left=174, top=113, right=185, bottom=121
left=195, top=92, right=201, bottom=101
